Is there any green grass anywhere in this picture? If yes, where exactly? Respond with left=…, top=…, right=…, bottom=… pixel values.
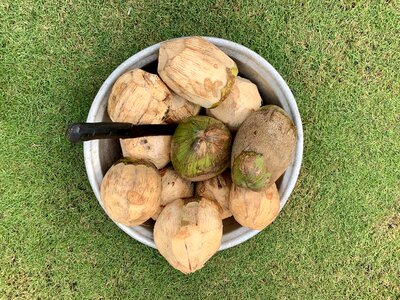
left=1, top=0, right=399, bottom=298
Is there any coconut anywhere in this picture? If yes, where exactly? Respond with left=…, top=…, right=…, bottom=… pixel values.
left=165, top=92, right=201, bottom=123
left=195, top=171, right=232, bottom=219
left=100, top=158, right=161, bottom=227
left=152, top=167, right=194, bottom=220
left=229, top=183, right=280, bottom=230
left=151, top=205, right=163, bottom=221
left=231, top=105, right=296, bottom=191
left=154, top=197, right=223, bottom=274
left=160, top=167, right=194, bottom=206
left=158, top=36, right=238, bottom=108
left=170, top=115, right=232, bottom=181
left=120, top=136, right=171, bottom=170
left=107, top=69, right=172, bottom=124
left=207, top=76, right=262, bottom=131
left=231, top=151, right=270, bottom=191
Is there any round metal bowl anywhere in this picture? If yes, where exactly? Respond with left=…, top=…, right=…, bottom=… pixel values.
left=84, top=37, right=303, bottom=250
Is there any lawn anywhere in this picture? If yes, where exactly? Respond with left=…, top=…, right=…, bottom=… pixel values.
left=1, top=0, right=399, bottom=299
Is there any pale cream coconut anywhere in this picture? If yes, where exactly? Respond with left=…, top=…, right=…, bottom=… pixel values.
left=100, top=159, right=161, bottom=227
left=108, top=69, right=172, bottom=124
left=229, top=183, right=280, bottom=230
left=195, top=171, right=232, bottom=219
left=154, top=197, right=223, bottom=274
left=207, top=76, right=262, bottom=131
left=160, top=167, right=194, bottom=206
left=158, top=36, right=238, bottom=108
left=152, top=167, right=194, bottom=220
left=165, top=92, right=201, bottom=123
left=120, top=135, right=171, bottom=169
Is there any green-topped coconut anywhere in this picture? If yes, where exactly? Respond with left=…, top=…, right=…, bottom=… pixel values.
left=171, top=116, right=232, bottom=181
left=231, top=105, right=296, bottom=191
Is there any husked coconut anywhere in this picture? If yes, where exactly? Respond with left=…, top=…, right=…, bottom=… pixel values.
left=154, top=197, right=223, bottom=274
left=158, top=36, right=238, bottom=108
left=195, top=171, right=232, bottom=219
left=207, top=76, right=262, bottom=131
left=152, top=167, right=194, bottom=220
left=229, top=183, right=280, bottom=230
left=100, top=158, right=161, bottom=227
left=120, top=136, right=171, bottom=169
left=160, top=167, right=194, bottom=206
left=108, top=69, right=172, bottom=124
left=165, top=92, right=201, bottom=123
left=151, top=205, right=163, bottom=221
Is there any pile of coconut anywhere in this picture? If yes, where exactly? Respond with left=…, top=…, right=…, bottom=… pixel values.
left=101, top=37, right=296, bottom=274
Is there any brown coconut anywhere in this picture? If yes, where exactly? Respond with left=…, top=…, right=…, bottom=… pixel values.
left=231, top=105, right=296, bottom=191
left=151, top=205, right=163, bottom=221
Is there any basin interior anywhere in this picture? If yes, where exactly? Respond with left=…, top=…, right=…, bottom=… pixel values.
left=96, top=55, right=285, bottom=236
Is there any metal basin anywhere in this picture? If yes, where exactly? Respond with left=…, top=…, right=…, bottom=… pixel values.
left=84, top=37, right=304, bottom=250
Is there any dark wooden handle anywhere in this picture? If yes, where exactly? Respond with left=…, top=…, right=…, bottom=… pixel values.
left=66, top=122, right=177, bottom=143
